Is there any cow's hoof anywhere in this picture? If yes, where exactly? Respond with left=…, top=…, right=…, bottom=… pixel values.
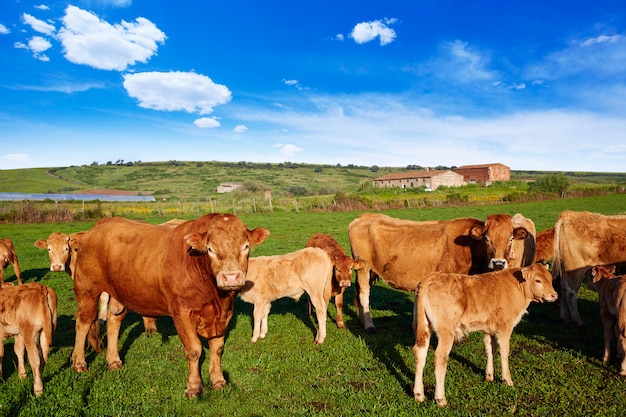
left=620, top=370, right=626, bottom=377
left=18, top=372, right=27, bottom=380
left=72, top=362, right=88, bottom=373
left=336, top=321, right=345, bottom=329
left=212, top=380, right=227, bottom=390
left=108, top=360, right=123, bottom=370
left=435, top=398, right=447, bottom=408
left=34, top=389, right=43, bottom=397
left=485, top=373, right=494, bottom=382
left=414, top=393, right=425, bottom=403
left=185, top=384, right=205, bottom=398
left=365, top=326, right=378, bottom=335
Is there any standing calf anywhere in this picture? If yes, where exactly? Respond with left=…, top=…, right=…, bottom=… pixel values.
left=239, top=248, right=333, bottom=344
left=590, top=265, right=626, bottom=375
left=412, top=263, right=558, bottom=407
left=0, top=283, right=57, bottom=396
left=0, top=238, right=22, bottom=285
left=305, top=233, right=364, bottom=329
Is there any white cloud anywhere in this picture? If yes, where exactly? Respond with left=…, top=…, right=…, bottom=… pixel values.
left=34, top=5, right=50, bottom=11
left=0, top=24, right=9, bottom=35
left=350, top=18, right=397, bottom=46
left=5, top=153, right=32, bottom=162
left=233, top=125, right=248, bottom=133
left=194, top=117, right=221, bottom=128
left=14, top=36, right=52, bottom=61
left=579, top=34, right=623, bottom=47
left=123, top=71, right=232, bottom=114
left=282, top=78, right=309, bottom=91
left=22, top=13, right=56, bottom=35
left=335, top=34, right=344, bottom=41
left=57, top=5, right=166, bottom=71
left=278, top=144, right=303, bottom=157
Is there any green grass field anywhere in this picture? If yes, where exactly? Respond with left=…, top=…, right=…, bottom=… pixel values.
left=1, top=194, right=626, bottom=416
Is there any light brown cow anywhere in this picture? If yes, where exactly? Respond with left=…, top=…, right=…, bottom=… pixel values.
left=590, top=265, right=626, bottom=375
left=534, top=227, right=554, bottom=264
left=348, top=213, right=533, bottom=333
left=0, top=238, right=22, bottom=285
left=552, top=211, right=626, bottom=325
left=239, top=247, right=333, bottom=344
left=0, top=282, right=58, bottom=396
left=509, top=213, right=537, bottom=268
left=412, top=263, right=558, bottom=407
left=71, top=214, right=269, bottom=398
left=305, top=233, right=364, bottom=329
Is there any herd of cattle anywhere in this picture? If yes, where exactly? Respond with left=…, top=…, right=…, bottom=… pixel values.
left=0, top=210, right=625, bottom=407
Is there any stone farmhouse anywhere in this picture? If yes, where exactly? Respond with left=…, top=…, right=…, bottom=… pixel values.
left=372, top=169, right=464, bottom=191
left=372, top=163, right=510, bottom=190
left=216, top=182, right=244, bottom=193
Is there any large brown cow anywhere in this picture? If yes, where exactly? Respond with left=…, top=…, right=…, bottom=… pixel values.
left=0, top=282, right=58, bottom=396
left=35, top=231, right=156, bottom=334
left=71, top=214, right=269, bottom=398
left=552, top=211, right=626, bottom=325
left=239, top=247, right=333, bottom=344
left=590, top=265, right=626, bottom=375
left=534, top=227, right=554, bottom=264
left=348, top=213, right=533, bottom=333
left=305, top=233, right=364, bottom=329
left=412, top=264, right=558, bottom=408
left=0, top=238, right=22, bottom=285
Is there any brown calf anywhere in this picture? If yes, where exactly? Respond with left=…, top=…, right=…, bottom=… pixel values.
left=0, top=238, right=22, bottom=285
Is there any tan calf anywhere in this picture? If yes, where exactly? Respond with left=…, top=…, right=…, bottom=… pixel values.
left=590, top=265, right=626, bottom=375
left=0, top=283, right=57, bottom=396
left=412, top=263, right=558, bottom=407
left=240, top=248, right=333, bottom=344
left=0, top=238, right=22, bottom=285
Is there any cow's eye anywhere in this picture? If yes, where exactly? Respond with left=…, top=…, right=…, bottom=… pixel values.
left=242, top=244, right=250, bottom=253
left=207, top=246, right=215, bottom=254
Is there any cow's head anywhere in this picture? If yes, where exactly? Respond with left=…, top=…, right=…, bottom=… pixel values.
left=34, top=232, right=72, bottom=272
left=185, top=214, right=270, bottom=291
left=516, top=263, right=558, bottom=303
left=333, top=257, right=365, bottom=288
left=591, top=265, right=618, bottom=286
left=470, top=214, right=529, bottom=271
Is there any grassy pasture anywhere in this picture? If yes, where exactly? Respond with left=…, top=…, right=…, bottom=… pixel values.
left=1, top=194, right=626, bottom=416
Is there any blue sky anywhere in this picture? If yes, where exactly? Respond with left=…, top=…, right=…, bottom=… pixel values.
left=1, top=0, right=625, bottom=172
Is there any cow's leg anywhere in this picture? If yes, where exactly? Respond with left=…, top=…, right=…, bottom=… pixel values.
left=98, top=292, right=110, bottom=324
left=309, top=293, right=328, bottom=345
left=497, top=331, right=514, bottom=386
left=23, top=329, right=44, bottom=396
left=208, top=336, right=228, bottom=390
left=0, top=330, right=4, bottom=379
left=172, top=314, right=205, bottom=398
left=561, top=270, right=585, bottom=325
left=600, top=308, right=614, bottom=363
left=105, top=300, right=127, bottom=370
left=484, top=333, right=497, bottom=382
left=251, top=302, right=267, bottom=343
left=71, top=294, right=100, bottom=372
left=355, top=267, right=376, bottom=334
left=259, top=303, right=272, bottom=340
left=412, top=327, right=430, bottom=403
left=335, top=288, right=346, bottom=329
left=142, top=317, right=158, bottom=334
left=13, top=334, right=26, bottom=379
left=433, top=331, right=454, bottom=408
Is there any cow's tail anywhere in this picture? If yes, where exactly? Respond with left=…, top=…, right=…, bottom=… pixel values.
left=43, top=286, right=58, bottom=345
left=551, top=216, right=564, bottom=282
left=87, top=320, right=103, bottom=353
left=413, top=281, right=430, bottom=348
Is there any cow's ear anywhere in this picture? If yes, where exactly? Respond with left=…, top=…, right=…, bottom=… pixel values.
left=513, top=270, right=526, bottom=283
left=513, top=227, right=528, bottom=240
left=353, top=259, right=366, bottom=271
left=609, top=265, right=617, bottom=275
left=34, top=239, right=47, bottom=249
left=469, top=225, right=484, bottom=240
left=249, top=227, right=270, bottom=247
left=591, top=266, right=602, bottom=283
left=185, top=232, right=207, bottom=252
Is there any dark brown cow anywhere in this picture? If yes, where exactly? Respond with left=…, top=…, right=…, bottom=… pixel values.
left=534, top=227, right=554, bottom=264
left=0, top=282, right=57, bottom=396
left=553, top=211, right=626, bottom=325
left=413, top=264, right=557, bottom=407
left=590, top=265, right=626, bottom=375
left=71, top=214, right=269, bottom=398
left=348, top=213, right=533, bottom=333
left=0, top=238, right=22, bottom=285
left=305, top=233, right=364, bottom=329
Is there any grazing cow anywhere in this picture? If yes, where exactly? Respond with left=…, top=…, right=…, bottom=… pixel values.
left=239, top=247, right=333, bottom=344
left=348, top=213, right=533, bottom=333
left=71, top=214, right=269, bottom=398
left=0, top=282, right=58, bottom=396
left=412, top=263, right=558, bottom=407
left=0, top=238, right=22, bottom=285
left=590, top=265, right=626, bottom=375
left=552, top=211, right=626, bottom=325
left=534, top=227, right=554, bottom=264
left=305, top=233, right=364, bottom=329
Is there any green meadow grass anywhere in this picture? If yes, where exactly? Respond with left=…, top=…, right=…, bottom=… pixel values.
left=1, top=194, right=626, bottom=416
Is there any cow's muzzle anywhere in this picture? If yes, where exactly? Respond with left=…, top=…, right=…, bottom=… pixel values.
left=489, top=259, right=507, bottom=271
left=217, top=271, right=245, bottom=290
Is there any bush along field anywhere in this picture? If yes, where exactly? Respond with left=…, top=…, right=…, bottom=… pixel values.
left=1, top=194, right=626, bottom=416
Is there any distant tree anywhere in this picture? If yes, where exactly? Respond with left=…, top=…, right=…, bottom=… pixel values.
left=91, top=161, right=98, bottom=166
left=314, top=167, right=323, bottom=173
left=196, top=162, right=204, bottom=167
left=530, top=173, right=570, bottom=196
left=106, top=161, right=112, bottom=165
left=370, top=165, right=379, bottom=172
